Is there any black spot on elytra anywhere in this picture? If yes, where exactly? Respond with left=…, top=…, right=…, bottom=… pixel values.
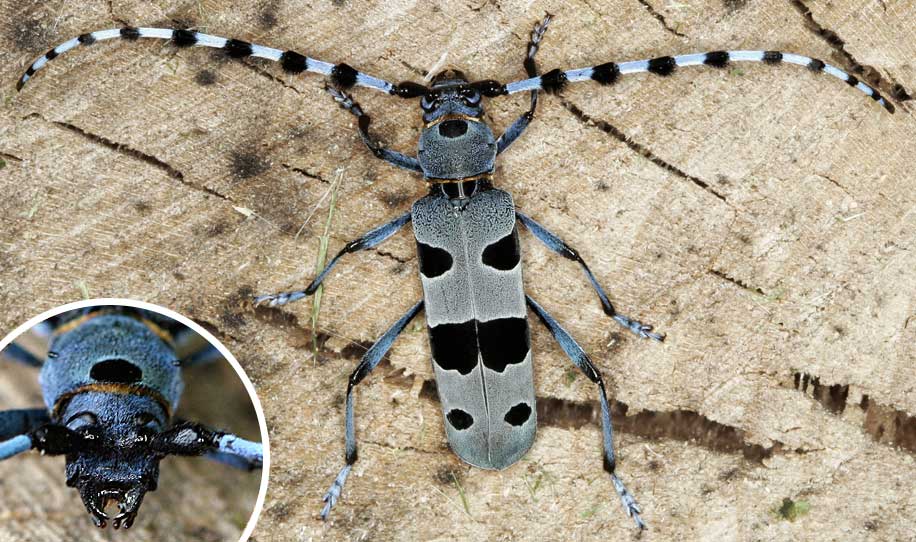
left=231, top=151, right=270, bottom=179
left=195, top=69, right=217, bottom=86
left=429, top=321, right=478, bottom=375
left=438, top=119, right=468, bottom=138
left=417, top=242, right=453, bottom=278
left=446, top=409, right=474, bottom=430
left=504, top=403, right=532, bottom=426
left=120, top=26, right=140, bottom=40
left=481, top=228, right=520, bottom=271
left=90, top=359, right=142, bottom=383
left=224, top=39, right=253, bottom=58
left=807, top=59, right=826, bottom=72
left=479, top=317, right=529, bottom=373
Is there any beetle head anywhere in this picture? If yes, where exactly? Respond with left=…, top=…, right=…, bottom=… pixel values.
left=418, top=69, right=496, bottom=181
left=60, top=393, right=167, bottom=529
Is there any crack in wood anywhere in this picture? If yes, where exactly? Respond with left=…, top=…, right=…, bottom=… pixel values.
left=28, top=113, right=233, bottom=203
left=708, top=268, right=765, bottom=296
left=635, top=0, right=688, bottom=39
left=560, top=98, right=730, bottom=205
left=788, top=371, right=916, bottom=455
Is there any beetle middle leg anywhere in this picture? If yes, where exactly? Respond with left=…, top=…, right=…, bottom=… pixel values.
left=320, top=300, right=423, bottom=520
left=526, top=295, right=646, bottom=530
left=517, top=211, right=664, bottom=341
left=496, top=13, right=551, bottom=155
left=254, top=211, right=412, bottom=307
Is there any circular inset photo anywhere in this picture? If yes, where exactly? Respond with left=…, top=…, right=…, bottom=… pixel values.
left=0, top=299, right=268, bottom=541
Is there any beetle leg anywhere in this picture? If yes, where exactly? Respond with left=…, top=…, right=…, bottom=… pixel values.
left=526, top=295, right=646, bottom=530
left=518, top=211, right=664, bottom=341
left=321, top=300, right=423, bottom=520
left=254, top=211, right=412, bottom=308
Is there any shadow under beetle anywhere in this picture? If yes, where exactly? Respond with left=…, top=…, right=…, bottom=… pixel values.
left=0, top=306, right=263, bottom=529
left=16, top=12, right=894, bottom=529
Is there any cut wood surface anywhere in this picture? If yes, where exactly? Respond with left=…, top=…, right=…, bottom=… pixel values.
left=1, top=0, right=914, bottom=540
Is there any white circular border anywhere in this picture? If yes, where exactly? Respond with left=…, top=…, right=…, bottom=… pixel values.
left=0, top=298, right=270, bottom=542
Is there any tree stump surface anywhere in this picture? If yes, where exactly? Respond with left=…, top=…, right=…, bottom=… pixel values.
left=1, top=0, right=913, bottom=540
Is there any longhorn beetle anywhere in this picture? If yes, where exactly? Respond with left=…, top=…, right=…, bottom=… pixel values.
left=0, top=306, right=263, bottom=529
left=18, top=12, right=894, bottom=529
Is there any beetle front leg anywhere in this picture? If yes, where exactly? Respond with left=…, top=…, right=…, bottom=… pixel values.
left=518, top=211, right=664, bottom=341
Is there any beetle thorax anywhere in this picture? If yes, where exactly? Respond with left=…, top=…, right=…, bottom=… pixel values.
left=418, top=71, right=496, bottom=183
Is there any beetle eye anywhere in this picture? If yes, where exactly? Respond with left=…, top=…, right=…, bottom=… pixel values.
left=67, top=412, right=98, bottom=429
left=134, top=412, right=159, bottom=428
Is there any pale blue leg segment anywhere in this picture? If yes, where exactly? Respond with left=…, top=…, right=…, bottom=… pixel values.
left=321, top=300, right=424, bottom=520
left=3, top=343, right=44, bottom=367
left=517, top=211, right=664, bottom=341
left=496, top=14, right=551, bottom=155
left=254, top=212, right=412, bottom=307
left=526, top=295, right=646, bottom=530
left=0, top=434, right=33, bottom=460
left=0, top=408, right=50, bottom=440
left=210, top=433, right=263, bottom=470
left=326, top=87, right=423, bottom=173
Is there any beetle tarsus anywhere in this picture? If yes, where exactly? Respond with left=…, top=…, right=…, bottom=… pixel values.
left=320, top=463, right=352, bottom=520
left=612, top=315, right=665, bottom=342
left=252, top=291, right=307, bottom=307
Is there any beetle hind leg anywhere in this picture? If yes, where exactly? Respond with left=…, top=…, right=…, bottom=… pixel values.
left=319, top=301, right=423, bottom=519
left=526, top=295, right=646, bottom=530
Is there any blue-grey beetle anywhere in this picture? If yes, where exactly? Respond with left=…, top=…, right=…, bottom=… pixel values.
left=0, top=306, right=263, bottom=529
left=15, top=12, right=894, bottom=530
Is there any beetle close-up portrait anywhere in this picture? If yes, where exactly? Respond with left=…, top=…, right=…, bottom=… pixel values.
left=1, top=0, right=913, bottom=540
left=0, top=302, right=266, bottom=540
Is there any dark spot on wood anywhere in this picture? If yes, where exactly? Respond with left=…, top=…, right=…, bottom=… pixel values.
left=207, top=220, right=228, bottom=237
left=195, top=69, right=217, bottom=86
left=133, top=200, right=151, bottom=214
left=231, top=151, right=270, bottom=179
left=258, top=0, right=280, bottom=29
left=722, top=0, right=747, bottom=11
left=434, top=466, right=462, bottom=486
left=11, top=18, right=52, bottom=51
left=382, top=191, right=410, bottom=208
left=340, top=340, right=374, bottom=361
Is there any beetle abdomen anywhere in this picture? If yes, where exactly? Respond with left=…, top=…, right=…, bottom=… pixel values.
left=412, top=189, right=536, bottom=469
